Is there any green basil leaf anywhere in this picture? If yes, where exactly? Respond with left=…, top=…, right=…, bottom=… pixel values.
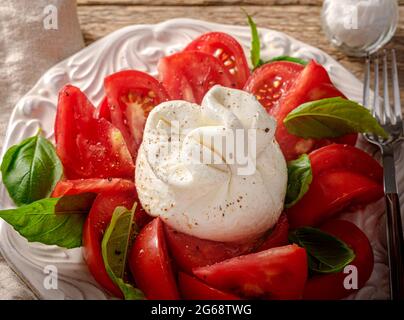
left=285, top=154, right=312, bottom=208
left=101, top=205, right=144, bottom=300
left=112, top=278, right=144, bottom=300
left=243, top=9, right=263, bottom=69
left=283, top=97, right=388, bottom=139
left=289, top=227, right=355, bottom=274
left=1, top=134, right=63, bottom=206
left=0, top=193, right=96, bottom=248
left=269, top=55, right=308, bottom=65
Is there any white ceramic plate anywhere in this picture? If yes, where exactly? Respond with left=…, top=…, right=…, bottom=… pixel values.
left=0, top=18, right=401, bottom=300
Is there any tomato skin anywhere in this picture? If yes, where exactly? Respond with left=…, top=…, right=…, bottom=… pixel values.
left=244, top=61, right=304, bottom=112
left=95, top=96, right=111, bottom=122
left=129, top=218, right=180, bottom=300
left=83, top=190, right=136, bottom=298
left=51, top=178, right=135, bottom=197
left=303, top=219, right=374, bottom=300
left=193, top=244, right=308, bottom=300
left=254, top=213, right=289, bottom=252
left=245, top=61, right=356, bottom=160
left=184, top=32, right=250, bottom=89
left=269, top=61, right=356, bottom=160
left=52, top=178, right=149, bottom=297
left=55, top=85, right=134, bottom=179
left=287, top=145, right=383, bottom=229
left=308, top=144, right=383, bottom=183
left=313, top=134, right=358, bottom=151
left=165, top=213, right=290, bottom=272
left=104, top=70, right=169, bottom=160
left=134, top=206, right=154, bottom=230
left=158, top=51, right=235, bottom=104
left=52, top=177, right=151, bottom=231
left=164, top=224, right=257, bottom=273
left=178, top=272, right=241, bottom=300
left=288, top=171, right=382, bottom=229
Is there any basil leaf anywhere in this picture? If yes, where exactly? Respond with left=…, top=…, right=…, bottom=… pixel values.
left=0, top=193, right=96, bottom=248
left=289, top=227, right=355, bottom=274
left=285, top=154, right=312, bottom=208
left=101, top=205, right=144, bottom=300
left=112, top=278, right=144, bottom=300
left=283, top=97, right=388, bottom=139
left=243, top=9, right=263, bottom=69
left=269, top=55, right=308, bottom=65
left=1, top=134, right=62, bottom=206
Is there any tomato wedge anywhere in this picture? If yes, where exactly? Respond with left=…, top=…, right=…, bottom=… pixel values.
left=178, top=272, right=241, bottom=300
left=104, top=70, right=170, bottom=160
left=244, top=61, right=304, bottom=112
left=158, top=51, right=235, bottom=104
left=308, top=144, right=383, bottom=182
left=55, top=85, right=134, bottom=179
left=303, top=220, right=374, bottom=300
left=254, top=213, right=289, bottom=252
left=51, top=178, right=134, bottom=197
left=83, top=189, right=136, bottom=297
left=129, top=218, right=179, bottom=300
left=95, top=96, right=111, bottom=122
left=52, top=178, right=150, bottom=297
left=164, top=224, right=257, bottom=273
left=165, top=213, right=290, bottom=272
left=193, top=244, right=307, bottom=300
left=184, top=32, right=250, bottom=88
left=52, top=177, right=150, bottom=231
left=287, top=145, right=383, bottom=229
left=268, top=60, right=357, bottom=160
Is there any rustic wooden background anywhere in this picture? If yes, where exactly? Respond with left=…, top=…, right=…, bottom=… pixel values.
left=76, top=0, right=404, bottom=87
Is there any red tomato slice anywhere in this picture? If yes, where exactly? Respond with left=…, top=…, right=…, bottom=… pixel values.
left=254, top=213, right=289, bottom=252
left=95, top=96, right=111, bottom=122
left=165, top=214, right=290, bottom=272
left=55, top=85, right=134, bottom=179
left=129, top=218, right=180, bottom=300
left=288, top=171, right=383, bottom=229
left=51, top=178, right=134, bottom=197
left=104, top=70, right=170, bottom=160
left=303, top=219, right=374, bottom=300
left=158, top=51, right=235, bottom=104
left=53, top=178, right=149, bottom=297
left=83, top=189, right=136, bottom=298
left=164, top=224, right=258, bottom=273
left=51, top=178, right=151, bottom=231
left=309, top=144, right=383, bottom=183
left=178, top=272, right=241, bottom=300
left=268, top=60, right=357, bottom=160
left=244, top=61, right=304, bottom=112
left=184, top=32, right=250, bottom=88
left=193, top=244, right=308, bottom=300
left=287, top=145, right=383, bottom=229
left=312, top=134, right=358, bottom=151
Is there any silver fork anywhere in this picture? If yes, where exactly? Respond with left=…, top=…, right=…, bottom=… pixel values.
left=363, top=49, right=404, bottom=300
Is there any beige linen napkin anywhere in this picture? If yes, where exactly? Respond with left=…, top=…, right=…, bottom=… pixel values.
left=0, top=0, right=84, bottom=299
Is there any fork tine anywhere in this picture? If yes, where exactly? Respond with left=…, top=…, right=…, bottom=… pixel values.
left=391, top=49, right=402, bottom=124
left=373, top=54, right=381, bottom=122
left=383, top=50, right=391, bottom=124
left=363, top=54, right=371, bottom=109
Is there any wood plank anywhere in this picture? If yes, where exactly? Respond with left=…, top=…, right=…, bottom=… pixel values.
left=77, top=4, right=404, bottom=92
left=77, top=1, right=325, bottom=6
left=77, top=0, right=404, bottom=6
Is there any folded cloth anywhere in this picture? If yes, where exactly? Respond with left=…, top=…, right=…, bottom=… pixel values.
left=0, top=0, right=84, bottom=299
